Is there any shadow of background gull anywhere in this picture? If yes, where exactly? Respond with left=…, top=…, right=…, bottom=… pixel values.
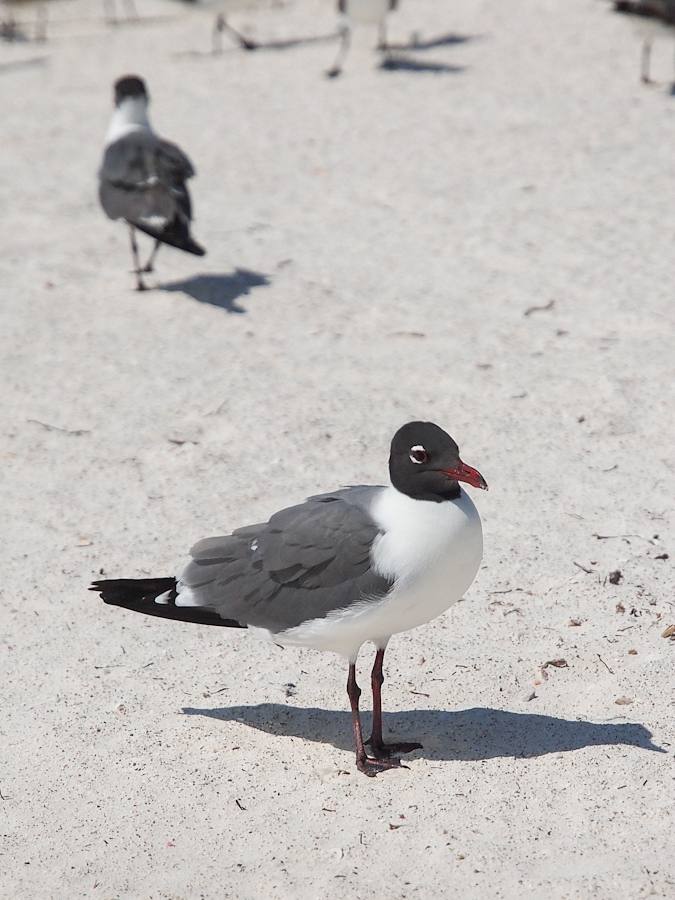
left=159, top=268, right=270, bottom=313
left=0, top=56, right=49, bottom=73
left=182, top=704, right=666, bottom=761
left=174, top=31, right=338, bottom=59
left=379, top=57, right=465, bottom=74
left=392, top=31, right=477, bottom=52
left=238, top=31, right=339, bottom=52
left=237, top=30, right=475, bottom=55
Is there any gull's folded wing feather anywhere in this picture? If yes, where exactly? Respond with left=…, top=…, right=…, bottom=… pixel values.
left=180, top=487, right=392, bottom=632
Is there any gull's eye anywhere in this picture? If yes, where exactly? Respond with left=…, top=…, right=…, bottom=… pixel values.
left=409, top=445, right=428, bottom=464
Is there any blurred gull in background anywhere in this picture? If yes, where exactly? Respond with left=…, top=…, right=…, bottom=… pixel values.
left=102, top=0, right=138, bottom=24
left=613, top=0, right=675, bottom=85
left=98, top=75, right=206, bottom=292
left=164, top=0, right=259, bottom=53
left=327, top=0, right=399, bottom=77
left=0, top=0, right=47, bottom=41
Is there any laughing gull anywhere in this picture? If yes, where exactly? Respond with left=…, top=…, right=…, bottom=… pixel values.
left=327, top=0, right=399, bottom=78
left=1, top=0, right=47, bottom=42
left=103, top=0, right=138, bottom=24
left=165, top=1, right=256, bottom=53
left=98, top=75, right=205, bottom=292
left=614, top=1, right=675, bottom=84
left=90, top=421, right=487, bottom=776
left=212, top=11, right=257, bottom=53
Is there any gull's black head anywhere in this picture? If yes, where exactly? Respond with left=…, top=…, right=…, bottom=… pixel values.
left=389, top=421, right=488, bottom=502
left=113, top=75, right=149, bottom=107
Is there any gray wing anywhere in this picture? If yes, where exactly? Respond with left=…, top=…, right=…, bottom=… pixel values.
left=178, top=487, right=392, bottom=633
left=98, top=131, right=195, bottom=228
left=636, top=1, right=675, bottom=18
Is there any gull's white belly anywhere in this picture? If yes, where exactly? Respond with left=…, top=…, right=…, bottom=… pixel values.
left=629, top=16, right=674, bottom=40
left=276, top=487, right=484, bottom=661
left=345, top=0, right=391, bottom=25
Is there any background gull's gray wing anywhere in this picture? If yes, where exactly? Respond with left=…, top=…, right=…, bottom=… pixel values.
left=179, top=486, right=392, bottom=633
left=149, top=137, right=195, bottom=221
left=98, top=131, right=204, bottom=254
left=616, top=1, right=675, bottom=20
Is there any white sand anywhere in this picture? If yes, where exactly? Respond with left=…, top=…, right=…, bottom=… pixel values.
left=2, top=0, right=675, bottom=896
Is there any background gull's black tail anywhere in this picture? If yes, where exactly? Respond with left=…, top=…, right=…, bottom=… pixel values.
left=89, top=577, right=245, bottom=628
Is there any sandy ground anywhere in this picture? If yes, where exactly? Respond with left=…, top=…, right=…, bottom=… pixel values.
left=2, top=0, right=675, bottom=896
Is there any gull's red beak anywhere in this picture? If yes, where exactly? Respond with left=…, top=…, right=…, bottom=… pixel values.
left=442, top=460, right=488, bottom=491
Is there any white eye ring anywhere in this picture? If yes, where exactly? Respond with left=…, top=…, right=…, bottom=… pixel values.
left=409, top=445, right=428, bottom=464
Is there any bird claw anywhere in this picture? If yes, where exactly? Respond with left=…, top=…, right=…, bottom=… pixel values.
left=356, top=755, right=408, bottom=777
left=366, top=738, right=423, bottom=759
left=130, top=267, right=150, bottom=289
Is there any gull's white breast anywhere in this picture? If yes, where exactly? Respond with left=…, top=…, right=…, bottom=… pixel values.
left=629, top=16, right=674, bottom=38
left=278, top=486, right=483, bottom=660
left=345, top=0, right=392, bottom=25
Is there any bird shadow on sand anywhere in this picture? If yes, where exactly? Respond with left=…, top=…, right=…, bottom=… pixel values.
left=159, top=269, right=271, bottom=314
left=182, top=704, right=666, bottom=761
left=0, top=55, right=48, bottom=73
left=174, top=31, right=338, bottom=59
left=389, top=31, right=478, bottom=52
left=237, top=31, right=339, bottom=52
left=105, top=14, right=176, bottom=29
left=244, top=29, right=476, bottom=56
left=378, top=56, right=465, bottom=74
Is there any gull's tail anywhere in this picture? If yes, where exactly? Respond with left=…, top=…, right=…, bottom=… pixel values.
left=89, top=577, right=244, bottom=627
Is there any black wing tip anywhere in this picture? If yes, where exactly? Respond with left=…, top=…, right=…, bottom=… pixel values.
left=186, top=240, right=206, bottom=256
left=88, top=576, right=247, bottom=628
left=89, top=580, right=121, bottom=601
left=89, top=578, right=113, bottom=599
left=88, top=577, right=176, bottom=603
left=158, top=234, right=205, bottom=256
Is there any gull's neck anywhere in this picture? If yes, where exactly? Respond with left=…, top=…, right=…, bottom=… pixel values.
left=105, top=97, right=153, bottom=145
